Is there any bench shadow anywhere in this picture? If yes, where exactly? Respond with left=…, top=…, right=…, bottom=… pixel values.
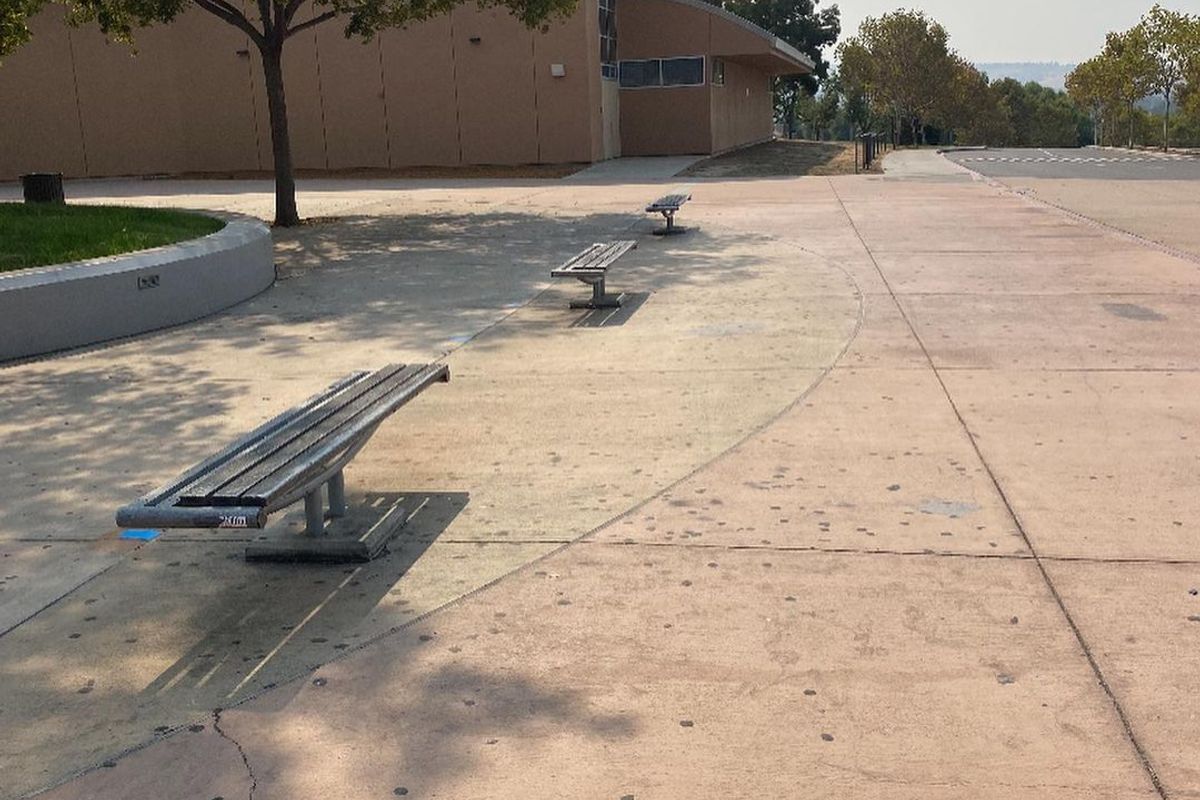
left=140, top=490, right=468, bottom=707
left=570, top=291, right=652, bottom=328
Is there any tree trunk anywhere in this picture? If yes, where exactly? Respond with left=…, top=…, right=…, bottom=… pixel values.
left=1128, top=100, right=1135, bottom=149
left=260, top=42, right=300, bottom=227
left=1163, top=91, right=1171, bottom=152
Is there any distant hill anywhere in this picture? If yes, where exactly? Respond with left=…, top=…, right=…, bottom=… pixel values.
left=974, top=62, right=1075, bottom=91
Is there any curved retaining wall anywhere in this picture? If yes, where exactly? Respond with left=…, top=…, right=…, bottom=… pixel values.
left=0, top=213, right=273, bottom=362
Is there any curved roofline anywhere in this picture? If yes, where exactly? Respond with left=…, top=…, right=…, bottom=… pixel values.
left=660, top=0, right=817, bottom=72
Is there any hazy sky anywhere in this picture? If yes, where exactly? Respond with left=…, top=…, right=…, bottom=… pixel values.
left=833, top=0, right=1192, bottom=64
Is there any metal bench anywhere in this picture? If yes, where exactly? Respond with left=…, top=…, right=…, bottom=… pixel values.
left=646, top=191, right=692, bottom=235
left=116, top=363, right=449, bottom=562
left=551, top=240, right=637, bottom=309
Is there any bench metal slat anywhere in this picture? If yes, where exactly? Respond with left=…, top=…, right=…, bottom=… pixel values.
left=553, top=243, right=606, bottom=274
left=592, top=240, right=636, bottom=269
left=183, top=363, right=423, bottom=506
left=551, top=240, right=636, bottom=277
left=584, top=241, right=623, bottom=269
left=173, top=364, right=408, bottom=504
left=579, top=240, right=634, bottom=271
left=136, top=371, right=371, bottom=508
left=231, top=363, right=449, bottom=507
left=197, top=363, right=442, bottom=506
left=646, top=193, right=691, bottom=212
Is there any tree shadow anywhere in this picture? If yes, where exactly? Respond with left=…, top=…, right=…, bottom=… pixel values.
left=0, top=490, right=469, bottom=800
left=232, top=661, right=641, bottom=797
left=0, top=363, right=241, bottom=541
left=0, top=201, right=844, bottom=798
left=142, top=491, right=470, bottom=703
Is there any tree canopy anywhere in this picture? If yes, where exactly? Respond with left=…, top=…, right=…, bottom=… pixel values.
left=836, top=10, right=956, bottom=144
left=1067, top=5, right=1200, bottom=149
left=826, top=4, right=1199, bottom=150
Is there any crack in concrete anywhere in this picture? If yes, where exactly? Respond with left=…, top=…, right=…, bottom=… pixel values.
left=212, top=709, right=257, bottom=800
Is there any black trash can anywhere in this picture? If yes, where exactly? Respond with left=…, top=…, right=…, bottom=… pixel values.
left=21, top=172, right=65, bottom=204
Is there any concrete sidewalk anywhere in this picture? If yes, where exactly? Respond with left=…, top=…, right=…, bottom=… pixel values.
left=935, top=147, right=1200, bottom=261
left=3, top=152, right=1199, bottom=799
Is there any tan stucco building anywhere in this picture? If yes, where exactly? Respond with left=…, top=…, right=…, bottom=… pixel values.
left=0, top=0, right=811, bottom=179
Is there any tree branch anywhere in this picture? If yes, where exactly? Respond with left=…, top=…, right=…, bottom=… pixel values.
left=282, top=0, right=306, bottom=25
left=286, top=9, right=337, bottom=38
left=256, top=0, right=275, bottom=39
left=192, top=0, right=266, bottom=48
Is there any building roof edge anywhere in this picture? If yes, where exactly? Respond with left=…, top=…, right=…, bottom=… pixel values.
left=659, top=0, right=817, bottom=72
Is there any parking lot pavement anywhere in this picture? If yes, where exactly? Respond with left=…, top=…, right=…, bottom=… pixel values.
left=945, top=146, right=1200, bottom=180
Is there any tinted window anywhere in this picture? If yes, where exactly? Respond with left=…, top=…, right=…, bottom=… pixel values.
left=620, top=60, right=661, bottom=88
left=662, top=57, right=704, bottom=86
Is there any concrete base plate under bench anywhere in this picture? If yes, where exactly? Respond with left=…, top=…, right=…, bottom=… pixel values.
left=245, top=498, right=409, bottom=563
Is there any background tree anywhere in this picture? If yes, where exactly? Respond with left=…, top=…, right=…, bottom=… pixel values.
left=1139, top=4, right=1199, bottom=149
left=943, top=59, right=1012, bottom=145
left=1067, top=56, right=1120, bottom=145
left=1102, top=26, right=1157, bottom=147
left=837, top=10, right=956, bottom=145
left=826, top=68, right=870, bottom=138
left=708, top=0, right=840, bottom=133
left=2, top=0, right=576, bottom=225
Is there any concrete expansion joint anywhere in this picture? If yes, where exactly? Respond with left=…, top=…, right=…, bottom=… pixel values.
left=0, top=545, right=139, bottom=640
left=591, top=539, right=1200, bottom=566
left=828, top=176, right=1170, bottom=800
left=212, top=708, right=257, bottom=800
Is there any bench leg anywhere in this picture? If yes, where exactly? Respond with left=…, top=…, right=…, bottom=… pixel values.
left=304, top=489, right=325, bottom=536
left=327, top=471, right=347, bottom=518
left=569, top=275, right=624, bottom=309
left=592, top=277, right=606, bottom=306
left=653, top=209, right=686, bottom=236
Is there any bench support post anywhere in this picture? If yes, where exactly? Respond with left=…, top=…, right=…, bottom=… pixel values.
left=304, top=489, right=324, bottom=536
left=652, top=208, right=686, bottom=236
left=569, top=274, right=624, bottom=309
left=328, top=471, right=347, bottom=518
left=591, top=278, right=606, bottom=307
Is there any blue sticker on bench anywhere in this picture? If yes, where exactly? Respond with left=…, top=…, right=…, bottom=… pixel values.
left=120, top=529, right=161, bottom=541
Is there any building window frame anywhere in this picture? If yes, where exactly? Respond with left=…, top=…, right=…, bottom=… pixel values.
left=600, top=0, right=618, bottom=80
left=618, top=56, right=707, bottom=89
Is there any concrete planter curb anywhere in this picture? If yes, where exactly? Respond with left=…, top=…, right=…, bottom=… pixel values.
left=0, top=211, right=273, bottom=363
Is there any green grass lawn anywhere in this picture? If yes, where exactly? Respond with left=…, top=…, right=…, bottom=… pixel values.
left=0, top=203, right=226, bottom=272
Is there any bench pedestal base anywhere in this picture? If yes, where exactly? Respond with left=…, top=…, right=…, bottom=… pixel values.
left=570, top=292, right=625, bottom=309
left=245, top=499, right=408, bottom=563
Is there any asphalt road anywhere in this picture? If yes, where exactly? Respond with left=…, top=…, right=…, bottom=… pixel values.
left=944, top=146, right=1200, bottom=180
